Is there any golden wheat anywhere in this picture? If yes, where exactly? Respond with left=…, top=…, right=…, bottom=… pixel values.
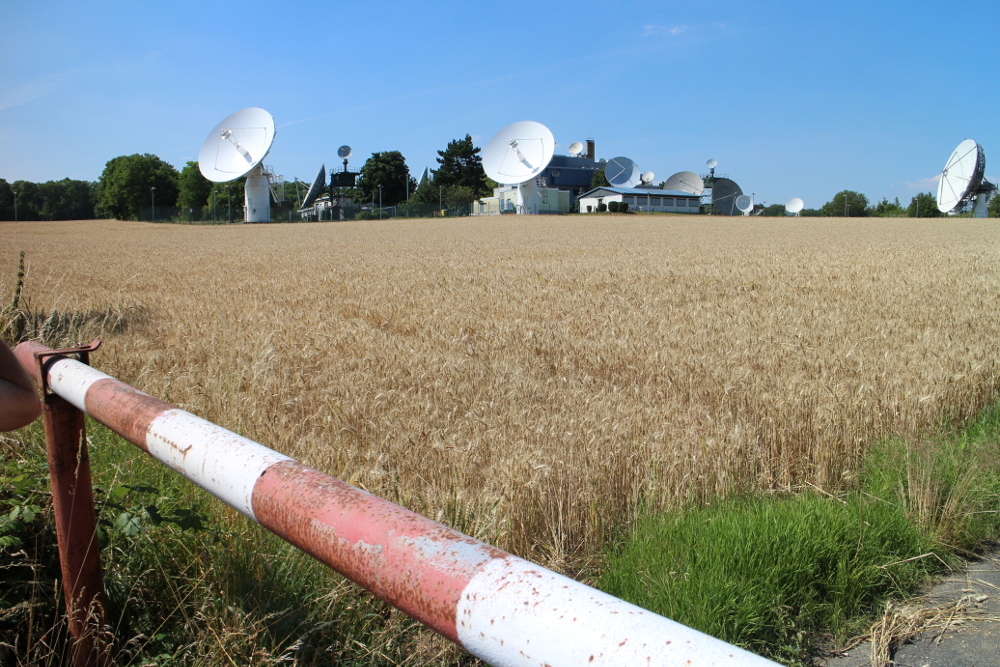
left=3, top=216, right=999, bottom=569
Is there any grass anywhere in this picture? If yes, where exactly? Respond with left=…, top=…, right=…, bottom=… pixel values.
left=2, top=216, right=1000, bottom=664
left=598, top=406, right=1000, bottom=664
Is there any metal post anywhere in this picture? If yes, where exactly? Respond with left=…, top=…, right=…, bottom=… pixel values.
left=13, top=191, right=17, bottom=221
left=151, top=186, right=156, bottom=222
left=14, top=341, right=110, bottom=667
left=379, top=184, right=382, bottom=220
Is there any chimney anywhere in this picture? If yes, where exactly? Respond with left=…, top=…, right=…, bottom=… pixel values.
left=586, top=138, right=595, bottom=160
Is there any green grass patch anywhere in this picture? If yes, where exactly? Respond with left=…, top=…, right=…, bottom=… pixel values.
left=598, top=406, right=1000, bottom=665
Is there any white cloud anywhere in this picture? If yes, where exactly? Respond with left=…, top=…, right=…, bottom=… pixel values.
left=642, top=24, right=688, bottom=37
left=905, top=175, right=940, bottom=191
left=0, top=76, right=65, bottom=112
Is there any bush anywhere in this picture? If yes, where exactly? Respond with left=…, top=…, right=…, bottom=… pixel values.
left=608, top=201, right=620, bottom=213
left=620, top=201, right=629, bottom=213
left=597, top=202, right=607, bottom=213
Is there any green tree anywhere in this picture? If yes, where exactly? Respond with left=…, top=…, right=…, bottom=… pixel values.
left=96, top=154, right=179, bottom=220
left=177, top=161, right=214, bottom=211
left=589, top=169, right=610, bottom=189
left=762, top=203, right=786, bottom=217
left=206, top=181, right=245, bottom=222
left=433, top=134, right=489, bottom=197
left=988, top=193, right=1000, bottom=217
left=407, top=177, right=441, bottom=205
left=356, top=151, right=414, bottom=208
left=873, top=197, right=905, bottom=217
left=821, top=190, right=870, bottom=217
left=907, top=192, right=942, bottom=218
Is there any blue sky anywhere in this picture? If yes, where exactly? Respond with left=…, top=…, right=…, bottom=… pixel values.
left=2, top=0, right=997, bottom=210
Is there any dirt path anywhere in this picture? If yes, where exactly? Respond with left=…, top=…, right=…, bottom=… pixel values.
left=818, top=545, right=1000, bottom=666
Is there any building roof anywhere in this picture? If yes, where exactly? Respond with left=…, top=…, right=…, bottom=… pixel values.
left=577, top=187, right=701, bottom=199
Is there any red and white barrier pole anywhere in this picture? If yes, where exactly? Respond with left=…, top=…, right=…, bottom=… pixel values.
left=14, top=341, right=777, bottom=667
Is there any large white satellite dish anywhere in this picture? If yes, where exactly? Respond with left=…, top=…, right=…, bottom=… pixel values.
left=198, top=107, right=277, bottom=222
left=483, top=121, right=555, bottom=185
left=663, top=171, right=705, bottom=195
left=936, top=139, right=995, bottom=217
left=482, top=121, right=555, bottom=214
left=711, top=178, right=743, bottom=216
left=567, top=141, right=584, bottom=157
left=640, top=171, right=655, bottom=185
left=605, top=156, right=640, bottom=188
left=785, top=197, right=804, bottom=216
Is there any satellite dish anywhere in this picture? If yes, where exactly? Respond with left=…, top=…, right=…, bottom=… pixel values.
left=936, top=139, right=995, bottom=216
left=198, top=107, right=275, bottom=183
left=482, top=121, right=555, bottom=214
left=785, top=197, right=804, bottom=215
left=735, top=194, right=754, bottom=215
left=706, top=159, right=718, bottom=170
left=482, top=121, right=555, bottom=185
left=568, top=141, right=584, bottom=157
left=301, top=164, right=326, bottom=209
left=605, top=157, right=640, bottom=188
left=663, top=171, right=705, bottom=195
left=198, top=107, right=276, bottom=223
left=337, top=145, right=353, bottom=161
left=711, top=178, right=743, bottom=215
left=418, top=166, right=430, bottom=186
left=640, top=171, right=655, bottom=185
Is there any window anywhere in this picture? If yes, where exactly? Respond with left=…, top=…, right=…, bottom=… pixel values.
left=663, top=198, right=674, bottom=206
left=650, top=197, right=661, bottom=206
left=625, top=196, right=635, bottom=205
left=688, top=199, right=699, bottom=207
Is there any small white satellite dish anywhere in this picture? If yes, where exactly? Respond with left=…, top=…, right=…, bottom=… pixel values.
left=663, top=171, right=705, bottom=195
left=301, top=164, right=326, bottom=209
left=936, top=139, right=995, bottom=217
left=785, top=197, right=804, bottom=215
left=482, top=121, right=555, bottom=214
left=198, top=107, right=277, bottom=223
left=706, top=159, right=718, bottom=170
left=735, top=194, right=754, bottom=215
left=337, top=145, right=353, bottom=161
left=605, top=157, right=640, bottom=188
left=640, top=171, right=655, bottom=185
left=568, top=141, right=584, bottom=157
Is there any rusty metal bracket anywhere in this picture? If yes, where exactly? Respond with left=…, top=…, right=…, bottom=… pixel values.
left=34, top=339, right=102, bottom=399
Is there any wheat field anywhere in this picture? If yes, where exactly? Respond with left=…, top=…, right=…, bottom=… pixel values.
left=3, top=216, right=999, bottom=569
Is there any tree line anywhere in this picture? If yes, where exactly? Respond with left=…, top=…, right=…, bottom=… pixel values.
left=760, top=190, right=1000, bottom=218
left=3, top=154, right=999, bottom=220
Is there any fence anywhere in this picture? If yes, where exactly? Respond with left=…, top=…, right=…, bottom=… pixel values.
left=13, top=340, right=778, bottom=667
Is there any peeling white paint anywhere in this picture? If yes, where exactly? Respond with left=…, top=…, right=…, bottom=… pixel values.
left=146, top=409, right=292, bottom=519
left=457, top=557, right=778, bottom=666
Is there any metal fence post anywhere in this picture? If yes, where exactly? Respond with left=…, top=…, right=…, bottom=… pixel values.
left=15, top=341, right=110, bottom=667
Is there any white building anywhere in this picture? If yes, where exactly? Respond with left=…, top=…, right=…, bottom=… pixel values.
left=577, top=187, right=702, bottom=214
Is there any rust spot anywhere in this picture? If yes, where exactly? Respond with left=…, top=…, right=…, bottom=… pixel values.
left=85, top=378, right=173, bottom=452
left=251, top=459, right=509, bottom=643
